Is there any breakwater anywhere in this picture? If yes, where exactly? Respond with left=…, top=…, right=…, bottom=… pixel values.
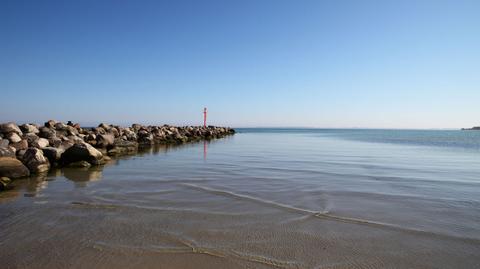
left=0, top=120, right=235, bottom=190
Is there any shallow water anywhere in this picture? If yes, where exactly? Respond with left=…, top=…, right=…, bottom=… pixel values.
left=1, top=129, right=480, bottom=268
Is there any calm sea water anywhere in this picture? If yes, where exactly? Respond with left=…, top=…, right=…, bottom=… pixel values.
left=1, top=129, right=479, bottom=268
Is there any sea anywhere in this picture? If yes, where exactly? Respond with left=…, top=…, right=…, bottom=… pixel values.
left=1, top=128, right=479, bottom=268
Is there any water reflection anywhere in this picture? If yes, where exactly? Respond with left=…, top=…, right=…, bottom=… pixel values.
left=0, top=142, right=215, bottom=202
left=204, top=140, right=208, bottom=161
left=63, top=166, right=103, bottom=187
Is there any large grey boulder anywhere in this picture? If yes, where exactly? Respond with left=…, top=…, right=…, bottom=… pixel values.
left=22, top=148, right=50, bottom=173
left=0, top=122, right=22, bottom=135
left=0, top=157, right=30, bottom=178
left=60, top=142, right=104, bottom=166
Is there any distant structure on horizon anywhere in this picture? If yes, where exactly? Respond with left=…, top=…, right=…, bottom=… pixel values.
left=461, top=126, right=480, bottom=130
left=203, top=107, right=208, bottom=127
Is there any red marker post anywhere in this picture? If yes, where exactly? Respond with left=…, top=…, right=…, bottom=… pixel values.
left=203, top=107, right=207, bottom=127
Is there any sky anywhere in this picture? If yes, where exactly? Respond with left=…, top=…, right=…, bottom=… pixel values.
left=1, top=0, right=479, bottom=128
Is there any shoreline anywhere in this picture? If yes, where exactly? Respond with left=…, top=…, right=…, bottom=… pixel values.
left=0, top=120, right=235, bottom=191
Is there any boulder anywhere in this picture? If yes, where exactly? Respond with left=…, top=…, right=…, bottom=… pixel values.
left=22, top=148, right=50, bottom=173
left=42, top=147, right=64, bottom=164
left=138, top=133, right=154, bottom=145
left=109, top=127, right=120, bottom=137
left=49, top=137, right=62, bottom=148
left=93, top=127, right=106, bottom=135
left=0, top=147, right=16, bottom=158
left=60, top=142, right=104, bottom=166
left=10, top=139, right=28, bottom=151
left=32, top=138, right=49, bottom=148
left=132, top=124, right=142, bottom=131
left=24, top=133, right=40, bottom=145
left=54, top=122, right=68, bottom=130
left=16, top=149, right=27, bottom=159
left=20, top=124, right=39, bottom=134
left=39, top=127, right=56, bottom=139
left=0, top=139, right=9, bottom=148
left=0, top=122, right=22, bottom=135
left=44, top=120, right=57, bottom=128
left=59, top=141, right=74, bottom=151
left=66, top=126, right=79, bottom=136
left=7, top=132, right=22, bottom=143
left=0, top=157, right=30, bottom=178
left=98, top=123, right=111, bottom=131
left=96, top=134, right=115, bottom=148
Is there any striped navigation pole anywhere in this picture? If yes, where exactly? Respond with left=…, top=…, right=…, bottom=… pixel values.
left=203, top=107, right=207, bottom=127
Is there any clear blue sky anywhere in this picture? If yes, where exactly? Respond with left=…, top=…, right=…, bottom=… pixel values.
left=1, top=0, right=479, bottom=128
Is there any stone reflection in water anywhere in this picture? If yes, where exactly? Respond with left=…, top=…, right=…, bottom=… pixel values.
left=1, top=143, right=207, bottom=201
left=62, top=166, right=104, bottom=187
left=137, top=144, right=169, bottom=156
left=23, top=173, right=49, bottom=197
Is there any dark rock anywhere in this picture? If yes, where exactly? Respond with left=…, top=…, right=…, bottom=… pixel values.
left=16, top=149, right=27, bottom=159
left=42, top=147, right=64, bottom=164
left=10, top=139, right=28, bottom=151
left=0, top=157, right=30, bottom=178
left=60, top=142, right=104, bottom=166
left=22, top=148, right=50, bottom=173
left=0, top=122, right=22, bottom=135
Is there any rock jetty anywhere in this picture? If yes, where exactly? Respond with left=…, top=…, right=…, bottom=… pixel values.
left=0, top=120, right=235, bottom=191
